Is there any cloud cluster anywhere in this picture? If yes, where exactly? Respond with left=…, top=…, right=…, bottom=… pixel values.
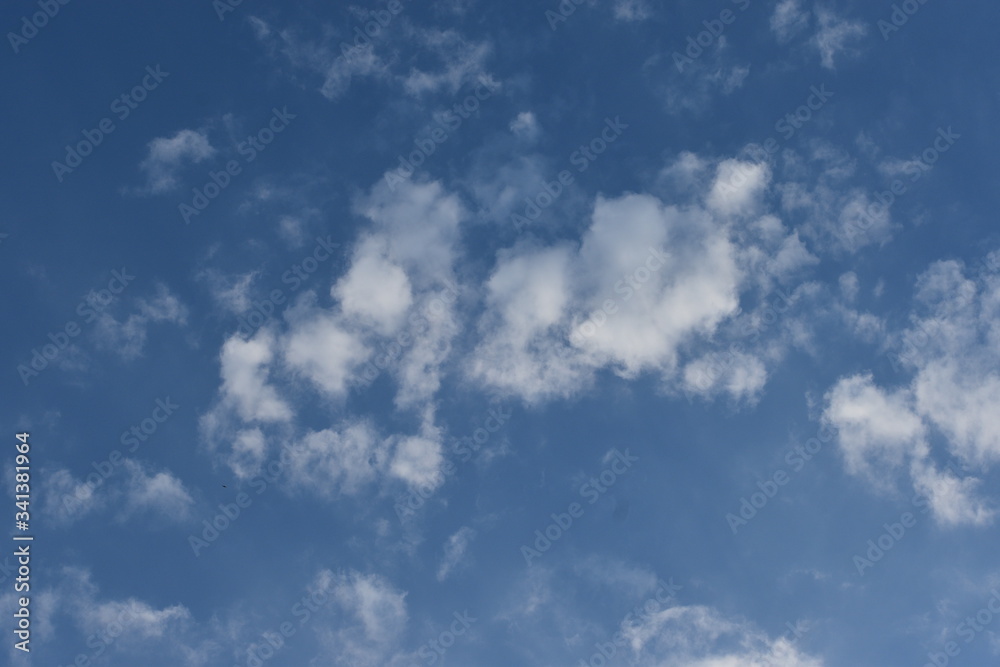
left=822, top=253, right=1000, bottom=526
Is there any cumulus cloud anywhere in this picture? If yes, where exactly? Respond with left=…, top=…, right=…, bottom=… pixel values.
left=333, top=237, right=414, bottom=336
left=281, top=307, right=369, bottom=397
left=218, top=330, right=293, bottom=423
left=283, top=422, right=388, bottom=498
left=312, top=569, right=409, bottom=666
left=822, top=253, right=1000, bottom=526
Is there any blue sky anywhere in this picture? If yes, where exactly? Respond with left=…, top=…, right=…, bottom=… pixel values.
left=3, top=0, right=1000, bottom=665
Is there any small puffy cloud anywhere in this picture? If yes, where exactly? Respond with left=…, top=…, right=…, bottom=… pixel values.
left=911, top=461, right=995, bottom=527
left=682, top=350, right=768, bottom=404
left=437, top=526, right=477, bottom=581
left=401, top=28, right=493, bottom=97
left=355, top=179, right=464, bottom=283
left=812, top=8, right=867, bottom=69
left=281, top=309, right=369, bottom=398
left=284, top=423, right=388, bottom=498
left=218, top=330, right=293, bottom=423
left=771, top=0, right=810, bottom=41
left=40, top=460, right=192, bottom=526
left=388, top=434, right=445, bottom=489
left=822, top=373, right=927, bottom=481
left=41, top=467, right=107, bottom=524
left=322, top=43, right=391, bottom=100
left=94, top=284, right=188, bottom=360
left=312, top=569, right=409, bottom=666
left=333, top=237, right=414, bottom=336
left=138, top=129, right=214, bottom=193
left=119, top=460, right=195, bottom=522
left=510, top=111, right=541, bottom=142
left=199, top=270, right=258, bottom=315
left=613, top=0, right=653, bottom=22
left=706, top=159, right=771, bottom=217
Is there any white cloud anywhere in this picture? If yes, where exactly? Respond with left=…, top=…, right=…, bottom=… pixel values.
left=822, top=373, right=927, bottom=481
left=94, top=284, right=188, bottom=360
left=682, top=350, right=768, bottom=404
left=322, top=43, right=391, bottom=100
left=333, top=237, right=414, bottom=336
left=119, top=460, right=194, bottom=522
left=614, top=0, right=653, bottom=22
left=228, top=428, right=269, bottom=480
left=706, top=159, right=771, bottom=217
left=436, top=526, right=477, bottom=581
left=389, top=433, right=445, bottom=489
left=812, top=8, right=867, bottom=70
left=509, top=111, right=541, bottom=142
left=400, top=28, right=493, bottom=97
left=770, top=0, right=810, bottom=42
left=199, top=269, right=258, bottom=315
left=40, top=459, right=192, bottom=526
left=312, top=569, right=409, bottom=667
left=138, top=129, right=215, bottom=193
left=218, top=329, right=293, bottom=423
left=779, top=182, right=895, bottom=254
left=469, top=153, right=829, bottom=404
left=622, top=604, right=824, bottom=666
left=281, top=307, right=369, bottom=398
left=822, top=253, right=1000, bottom=526
left=356, top=179, right=464, bottom=283
left=284, top=423, right=388, bottom=498
left=42, top=467, right=107, bottom=524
